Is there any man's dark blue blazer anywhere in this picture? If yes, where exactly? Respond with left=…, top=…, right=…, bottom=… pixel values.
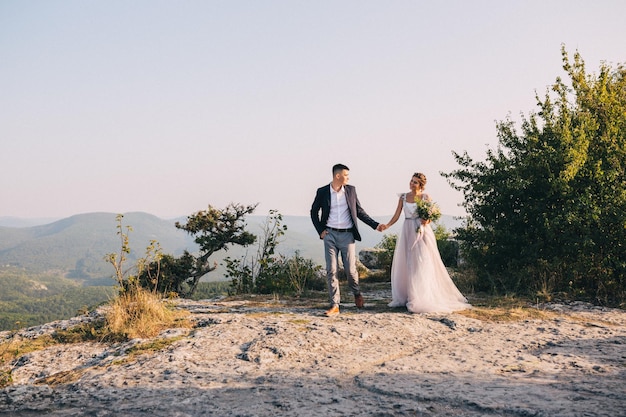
left=310, top=184, right=379, bottom=241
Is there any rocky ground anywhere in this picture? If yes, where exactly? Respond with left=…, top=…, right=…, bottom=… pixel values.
left=1, top=284, right=625, bottom=417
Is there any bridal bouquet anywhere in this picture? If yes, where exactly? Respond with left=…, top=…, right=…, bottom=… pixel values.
left=414, top=198, right=441, bottom=234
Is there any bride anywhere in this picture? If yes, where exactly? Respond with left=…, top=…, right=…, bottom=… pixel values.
left=383, top=172, right=471, bottom=313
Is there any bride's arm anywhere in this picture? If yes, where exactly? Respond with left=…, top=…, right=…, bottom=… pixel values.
left=384, top=197, right=404, bottom=228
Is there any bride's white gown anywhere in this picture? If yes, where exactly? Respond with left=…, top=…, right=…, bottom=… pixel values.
left=388, top=194, right=471, bottom=313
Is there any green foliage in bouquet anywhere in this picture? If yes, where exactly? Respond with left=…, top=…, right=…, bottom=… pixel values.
left=414, top=198, right=442, bottom=223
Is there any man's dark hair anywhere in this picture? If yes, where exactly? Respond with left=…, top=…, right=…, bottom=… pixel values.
left=332, top=163, right=349, bottom=175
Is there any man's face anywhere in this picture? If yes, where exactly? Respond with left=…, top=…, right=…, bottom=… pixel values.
left=336, top=169, right=350, bottom=185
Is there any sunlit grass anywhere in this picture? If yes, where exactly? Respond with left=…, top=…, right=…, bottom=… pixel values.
left=0, top=334, right=56, bottom=364
left=105, top=287, right=191, bottom=340
left=111, top=335, right=187, bottom=366
left=35, top=369, right=85, bottom=386
left=457, top=306, right=555, bottom=322
left=0, top=287, right=192, bottom=388
left=0, top=334, right=57, bottom=388
left=455, top=294, right=556, bottom=322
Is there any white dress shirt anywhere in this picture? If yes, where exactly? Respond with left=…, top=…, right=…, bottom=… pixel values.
left=327, top=184, right=353, bottom=229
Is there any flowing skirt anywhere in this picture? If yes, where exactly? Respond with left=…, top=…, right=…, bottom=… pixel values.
left=388, top=219, right=470, bottom=313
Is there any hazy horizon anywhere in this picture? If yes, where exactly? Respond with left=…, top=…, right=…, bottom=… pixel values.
left=3, top=1, right=625, bottom=219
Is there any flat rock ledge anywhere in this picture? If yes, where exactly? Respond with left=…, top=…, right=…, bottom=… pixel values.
left=1, top=294, right=625, bottom=417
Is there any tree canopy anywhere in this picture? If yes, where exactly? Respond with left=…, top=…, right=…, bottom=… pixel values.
left=442, top=47, right=626, bottom=306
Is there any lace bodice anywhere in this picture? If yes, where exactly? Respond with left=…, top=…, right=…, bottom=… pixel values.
left=401, top=192, right=429, bottom=219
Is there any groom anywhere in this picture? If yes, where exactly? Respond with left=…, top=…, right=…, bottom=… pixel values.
left=311, top=163, right=384, bottom=316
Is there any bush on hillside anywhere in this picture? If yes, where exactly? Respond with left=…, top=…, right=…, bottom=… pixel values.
left=443, top=48, right=626, bottom=306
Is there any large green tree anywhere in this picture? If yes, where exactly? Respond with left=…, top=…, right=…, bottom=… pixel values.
left=443, top=48, right=626, bottom=306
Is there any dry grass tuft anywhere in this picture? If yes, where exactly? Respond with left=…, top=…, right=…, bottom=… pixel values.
left=111, top=336, right=187, bottom=366
left=0, top=334, right=58, bottom=388
left=456, top=294, right=556, bottom=322
left=105, top=287, right=191, bottom=340
left=0, top=288, right=191, bottom=388
left=35, top=369, right=85, bottom=386
left=457, top=306, right=555, bottom=322
left=0, top=334, right=56, bottom=366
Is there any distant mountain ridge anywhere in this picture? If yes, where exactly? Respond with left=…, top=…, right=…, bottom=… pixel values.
left=0, top=212, right=196, bottom=284
left=0, top=212, right=464, bottom=284
left=0, top=212, right=464, bottom=329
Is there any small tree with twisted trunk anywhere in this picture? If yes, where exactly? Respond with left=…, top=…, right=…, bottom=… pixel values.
left=138, top=203, right=258, bottom=297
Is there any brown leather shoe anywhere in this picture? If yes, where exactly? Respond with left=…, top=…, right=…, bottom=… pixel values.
left=325, top=305, right=340, bottom=317
left=355, top=294, right=364, bottom=309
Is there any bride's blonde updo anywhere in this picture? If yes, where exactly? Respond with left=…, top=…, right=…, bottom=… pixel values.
left=412, top=172, right=427, bottom=190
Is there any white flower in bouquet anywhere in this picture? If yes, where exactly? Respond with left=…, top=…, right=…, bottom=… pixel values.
left=414, top=197, right=441, bottom=234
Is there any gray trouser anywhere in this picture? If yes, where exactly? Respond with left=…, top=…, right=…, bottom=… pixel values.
left=324, top=229, right=359, bottom=306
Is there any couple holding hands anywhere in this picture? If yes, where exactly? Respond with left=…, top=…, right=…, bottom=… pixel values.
left=311, top=163, right=470, bottom=317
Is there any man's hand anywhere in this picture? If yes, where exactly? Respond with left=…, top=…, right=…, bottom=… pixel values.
left=376, top=224, right=387, bottom=232
left=320, top=230, right=328, bottom=239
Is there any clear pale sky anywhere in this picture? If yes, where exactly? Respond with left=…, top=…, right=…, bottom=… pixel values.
left=2, top=1, right=625, bottom=219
